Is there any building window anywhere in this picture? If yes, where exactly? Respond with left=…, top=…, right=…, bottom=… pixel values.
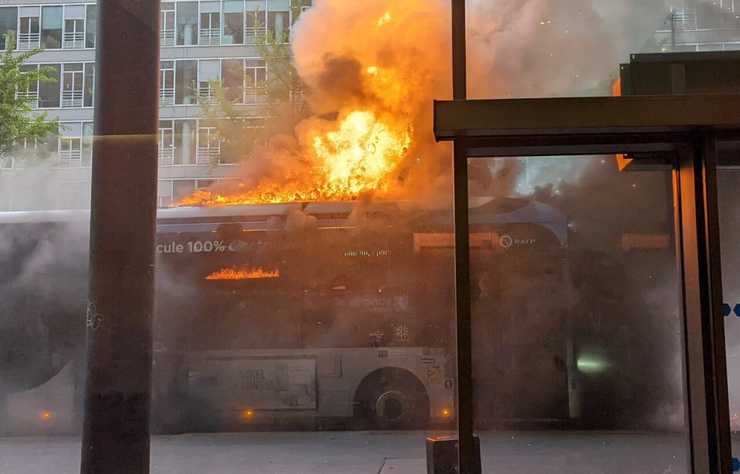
left=199, top=2, right=221, bottom=46
left=160, top=2, right=176, bottom=47
left=85, top=5, right=96, bottom=48
left=18, top=64, right=39, bottom=109
left=41, top=6, right=63, bottom=49
left=197, top=124, right=221, bottom=164
left=160, top=61, right=175, bottom=106
left=176, top=2, right=199, bottom=46
left=59, top=137, right=81, bottom=163
left=63, top=5, right=85, bottom=49
left=159, top=120, right=175, bottom=166
left=18, top=7, right=40, bottom=51
left=84, top=63, right=95, bottom=107
left=267, top=8, right=289, bottom=43
left=59, top=123, right=83, bottom=165
left=175, top=60, right=197, bottom=105
left=223, top=59, right=244, bottom=103
left=245, top=59, right=267, bottom=103
left=38, top=64, right=61, bottom=108
left=223, top=0, right=244, bottom=45
left=198, top=59, right=221, bottom=103
left=245, top=5, right=266, bottom=44
left=62, top=63, right=84, bottom=108
left=174, top=120, right=197, bottom=164
left=0, top=7, right=18, bottom=50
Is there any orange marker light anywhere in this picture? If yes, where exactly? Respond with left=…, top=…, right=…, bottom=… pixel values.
left=241, top=409, right=255, bottom=421
left=40, top=410, right=54, bottom=422
left=441, top=408, right=452, bottom=418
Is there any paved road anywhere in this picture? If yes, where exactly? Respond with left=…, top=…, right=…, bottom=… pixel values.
left=0, top=430, right=692, bottom=474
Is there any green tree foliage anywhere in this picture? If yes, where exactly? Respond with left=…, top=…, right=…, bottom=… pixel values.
left=0, top=33, right=59, bottom=164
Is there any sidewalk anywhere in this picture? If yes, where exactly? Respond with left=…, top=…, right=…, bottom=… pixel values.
left=0, top=430, right=690, bottom=474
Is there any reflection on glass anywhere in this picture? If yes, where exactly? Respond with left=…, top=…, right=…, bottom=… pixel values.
left=85, top=5, right=96, bottom=48
left=0, top=7, right=17, bottom=50
left=223, top=0, right=245, bottom=44
left=38, top=63, right=61, bottom=108
left=470, top=156, right=687, bottom=474
left=176, top=2, right=199, bottom=46
left=175, top=60, right=197, bottom=105
left=40, top=6, right=62, bottom=49
left=718, top=170, right=740, bottom=457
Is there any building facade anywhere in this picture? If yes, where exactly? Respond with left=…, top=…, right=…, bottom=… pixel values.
left=656, top=0, right=740, bottom=51
left=0, top=0, right=308, bottom=210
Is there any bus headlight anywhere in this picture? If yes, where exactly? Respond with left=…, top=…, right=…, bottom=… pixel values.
left=576, top=354, right=610, bottom=374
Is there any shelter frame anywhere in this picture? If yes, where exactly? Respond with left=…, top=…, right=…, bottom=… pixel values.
left=434, top=95, right=739, bottom=474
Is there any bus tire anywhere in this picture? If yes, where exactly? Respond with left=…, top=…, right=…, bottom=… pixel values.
left=354, top=367, right=430, bottom=430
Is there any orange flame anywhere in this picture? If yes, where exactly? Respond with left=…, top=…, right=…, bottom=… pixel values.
left=176, top=0, right=450, bottom=209
left=179, top=109, right=412, bottom=207
left=205, top=267, right=280, bottom=281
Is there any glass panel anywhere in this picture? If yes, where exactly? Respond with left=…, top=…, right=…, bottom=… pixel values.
left=82, top=122, right=93, bottom=166
left=84, top=63, right=95, bottom=107
left=223, top=0, right=244, bottom=13
left=64, top=5, right=85, bottom=20
left=173, top=120, right=196, bottom=165
left=175, top=60, right=197, bottom=105
left=718, top=169, right=740, bottom=457
left=176, top=2, right=199, bottom=46
left=85, top=5, right=96, bottom=48
left=223, top=59, right=244, bottom=103
left=468, top=155, right=688, bottom=473
left=223, top=4, right=244, bottom=45
left=38, top=64, right=61, bottom=108
left=268, top=11, right=288, bottom=42
left=0, top=7, right=17, bottom=50
left=40, top=6, right=62, bottom=49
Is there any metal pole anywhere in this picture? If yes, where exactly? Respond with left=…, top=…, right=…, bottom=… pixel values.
left=451, top=0, right=475, bottom=473
left=675, top=136, right=731, bottom=474
left=452, top=0, right=466, bottom=101
left=81, top=0, right=160, bottom=473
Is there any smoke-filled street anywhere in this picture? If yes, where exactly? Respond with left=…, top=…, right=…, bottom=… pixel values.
left=0, top=431, right=695, bottom=474
left=3, top=0, right=740, bottom=472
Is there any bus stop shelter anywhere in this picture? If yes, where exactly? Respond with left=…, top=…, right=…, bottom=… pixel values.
left=437, top=2, right=740, bottom=474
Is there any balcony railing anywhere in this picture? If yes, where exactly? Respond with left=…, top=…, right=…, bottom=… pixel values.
left=160, top=28, right=175, bottom=47
left=244, top=86, right=267, bottom=104
left=199, top=27, right=221, bottom=45
left=17, top=90, right=39, bottom=109
left=18, top=32, right=40, bottom=50
left=244, top=26, right=267, bottom=45
left=198, top=85, right=217, bottom=103
left=63, top=31, right=85, bottom=49
left=59, top=148, right=82, bottom=163
left=62, top=90, right=84, bottom=108
left=196, top=146, right=220, bottom=164
left=158, top=146, right=175, bottom=166
left=160, top=87, right=175, bottom=106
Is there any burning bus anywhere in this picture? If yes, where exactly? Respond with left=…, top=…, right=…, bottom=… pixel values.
left=0, top=197, right=575, bottom=434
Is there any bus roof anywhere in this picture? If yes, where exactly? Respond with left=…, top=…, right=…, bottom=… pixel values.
left=0, top=199, right=568, bottom=244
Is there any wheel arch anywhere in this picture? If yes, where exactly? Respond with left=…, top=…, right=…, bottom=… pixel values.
left=351, top=366, right=431, bottom=423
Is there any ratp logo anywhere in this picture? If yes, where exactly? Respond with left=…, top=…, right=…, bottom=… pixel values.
left=499, top=235, right=514, bottom=249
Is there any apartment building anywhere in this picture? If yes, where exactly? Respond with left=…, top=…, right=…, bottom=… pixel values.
left=655, top=0, right=740, bottom=51
left=0, top=0, right=308, bottom=210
